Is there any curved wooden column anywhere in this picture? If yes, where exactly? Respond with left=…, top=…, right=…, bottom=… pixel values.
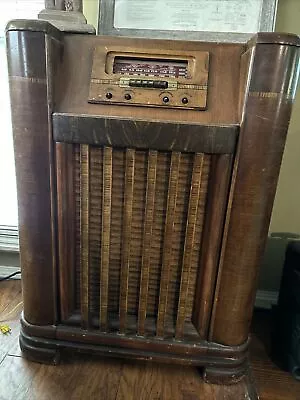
left=6, top=21, right=62, bottom=325
left=210, top=33, right=300, bottom=346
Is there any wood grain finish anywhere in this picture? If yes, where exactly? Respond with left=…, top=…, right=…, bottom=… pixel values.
left=53, top=114, right=238, bottom=154
left=69, top=148, right=211, bottom=339
left=6, top=29, right=58, bottom=326
left=54, top=35, right=244, bottom=125
left=248, top=32, right=300, bottom=47
left=89, top=46, right=209, bottom=110
left=6, top=19, right=300, bottom=386
left=3, top=281, right=300, bottom=400
left=19, top=311, right=249, bottom=379
left=80, top=144, right=90, bottom=329
left=6, top=19, right=62, bottom=40
left=56, top=143, right=75, bottom=321
left=175, top=153, right=204, bottom=340
left=119, top=149, right=135, bottom=333
left=210, top=43, right=300, bottom=346
left=99, top=147, right=112, bottom=331
left=156, top=152, right=181, bottom=338
left=137, top=151, right=157, bottom=336
left=193, top=155, right=233, bottom=338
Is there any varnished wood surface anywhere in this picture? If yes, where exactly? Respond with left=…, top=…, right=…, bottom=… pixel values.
left=80, top=144, right=91, bottom=329
left=6, top=19, right=62, bottom=40
left=6, top=30, right=57, bottom=326
left=1, top=282, right=300, bottom=400
left=247, top=32, right=300, bottom=47
left=52, top=114, right=238, bottom=155
left=119, top=149, right=135, bottom=333
left=137, top=150, right=158, bottom=336
left=210, top=42, right=300, bottom=346
left=156, top=152, right=181, bottom=338
left=100, top=147, right=113, bottom=331
left=193, top=155, right=233, bottom=338
left=175, top=153, right=204, bottom=340
left=6, top=22, right=300, bottom=389
left=54, top=35, right=244, bottom=125
left=61, top=146, right=212, bottom=340
left=56, top=143, right=75, bottom=322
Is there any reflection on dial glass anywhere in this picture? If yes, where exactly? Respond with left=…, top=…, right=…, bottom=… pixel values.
left=113, top=57, right=188, bottom=78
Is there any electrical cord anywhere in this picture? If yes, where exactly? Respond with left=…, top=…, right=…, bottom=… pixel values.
left=0, top=271, right=21, bottom=282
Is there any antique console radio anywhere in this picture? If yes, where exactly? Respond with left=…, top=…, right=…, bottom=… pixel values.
left=6, top=19, right=300, bottom=387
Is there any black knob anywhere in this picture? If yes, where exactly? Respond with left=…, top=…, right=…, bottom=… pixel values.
left=106, top=92, right=113, bottom=99
left=162, top=96, right=169, bottom=103
left=124, top=93, right=132, bottom=100
left=182, top=97, right=189, bottom=104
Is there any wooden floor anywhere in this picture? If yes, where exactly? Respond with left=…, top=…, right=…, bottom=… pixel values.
left=0, top=281, right=299, bottom=400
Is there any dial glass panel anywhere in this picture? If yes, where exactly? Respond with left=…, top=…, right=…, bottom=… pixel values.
left=113, top=57, right=188, bottom=79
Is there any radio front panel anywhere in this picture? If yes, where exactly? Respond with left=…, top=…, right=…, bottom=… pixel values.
left=88, top=46, right=209, bottom=110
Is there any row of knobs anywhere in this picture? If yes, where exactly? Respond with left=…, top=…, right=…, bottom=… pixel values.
left=106, top=92, right=132, bottom=100
left=106, top=92, right=189, bottom=104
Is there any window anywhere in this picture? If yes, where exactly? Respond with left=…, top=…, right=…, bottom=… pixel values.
left=0, top=1, right=44, bottom=246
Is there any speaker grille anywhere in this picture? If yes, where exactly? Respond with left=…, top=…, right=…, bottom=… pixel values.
left=72, top=144, right=211, bottom=338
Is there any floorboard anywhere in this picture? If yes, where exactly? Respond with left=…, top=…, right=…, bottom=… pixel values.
left=0, top=281, right=299, bottom=400
left=0, top=280, right=22, bottom=364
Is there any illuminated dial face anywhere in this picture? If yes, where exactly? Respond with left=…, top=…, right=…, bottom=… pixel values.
left=113, top=57, right=188, bottom=78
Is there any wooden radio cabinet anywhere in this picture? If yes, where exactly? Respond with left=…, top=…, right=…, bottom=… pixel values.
left=6, top=19, right=300, bottom=388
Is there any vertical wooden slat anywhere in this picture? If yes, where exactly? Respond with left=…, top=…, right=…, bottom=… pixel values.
left=80, top=144, right=90, bottom=329
left=56, top=143, right=75, bottom=321
left=137, top=150, right=158, bottom=336
left=175, top=153, right=204, bottom=339
left=119, top=149, right=135, bottom=333
left=67, top=145, right=76, bottom=315
left=193, top=154, right=233, bottom=338
left=156, top=152, right=181, bottom=337
left=99, top=147, right=112, bottom=331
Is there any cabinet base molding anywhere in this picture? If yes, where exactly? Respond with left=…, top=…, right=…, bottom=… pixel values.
left=20, top=316, right=250, bottom=386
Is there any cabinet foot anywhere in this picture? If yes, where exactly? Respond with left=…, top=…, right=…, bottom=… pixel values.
left=203, top=365, right=246, bottom=385
left=19, top=332, right=61, bottom=365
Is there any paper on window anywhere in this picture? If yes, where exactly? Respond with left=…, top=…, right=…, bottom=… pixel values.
left=114, top=0, right=263, bottom=33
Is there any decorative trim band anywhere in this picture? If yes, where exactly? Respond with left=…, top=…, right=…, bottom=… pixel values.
left=249, top=91, right=294, bottom=100
left=10, top=76, right=47, bottom=84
